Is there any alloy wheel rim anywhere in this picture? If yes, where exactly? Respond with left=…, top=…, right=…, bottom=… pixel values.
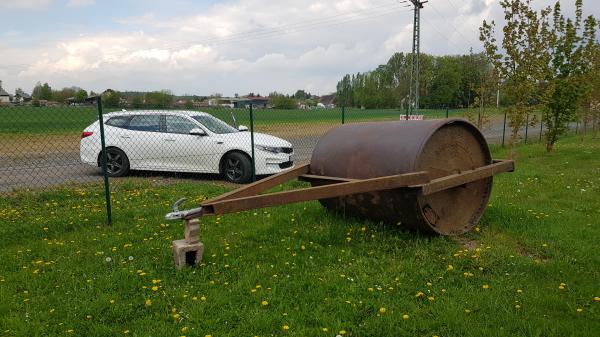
left=106, top=151, right=123, bottom=174
left=226, top=158, right=243, bottom=181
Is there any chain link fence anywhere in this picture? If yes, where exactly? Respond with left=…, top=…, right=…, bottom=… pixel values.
left=1, top=99, right=583, bottom=223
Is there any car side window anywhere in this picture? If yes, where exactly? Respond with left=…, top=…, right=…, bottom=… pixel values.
left=165, top=115, right=198, bottom=134
left=128, top=115, right=161, bottom=132
left=105, top=116, right=131, bottom=129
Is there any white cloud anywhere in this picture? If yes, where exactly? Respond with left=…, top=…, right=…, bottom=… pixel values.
left=0, top=0, right=52, bottom=10
left=67, top=0, right=95, bottom=7
left=3, top=0, right=595, bottom=95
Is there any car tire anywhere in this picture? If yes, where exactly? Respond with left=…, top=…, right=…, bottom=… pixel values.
left=222, top=152, right=252, bottom=184
left=101, top=147, right=130, bottom=177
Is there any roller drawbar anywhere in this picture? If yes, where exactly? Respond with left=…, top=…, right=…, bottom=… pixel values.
left=166, top=119, right=514, bottom=268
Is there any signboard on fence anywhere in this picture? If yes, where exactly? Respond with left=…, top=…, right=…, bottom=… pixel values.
left=400, top=115, right=424, bottom=120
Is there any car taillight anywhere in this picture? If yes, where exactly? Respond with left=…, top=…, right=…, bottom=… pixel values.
left=81, top=131, right=94, bottom=139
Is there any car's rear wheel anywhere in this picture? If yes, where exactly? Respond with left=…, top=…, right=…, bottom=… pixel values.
left=222, top=152, right=252, bottom=183
left=101, top=148, right=130, bottom=177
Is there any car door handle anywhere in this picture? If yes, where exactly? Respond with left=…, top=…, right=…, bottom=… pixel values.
left=120, top=136, right=130, bottom=139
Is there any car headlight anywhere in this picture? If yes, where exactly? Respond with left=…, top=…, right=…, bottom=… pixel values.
left=256, top=145, right=287, bottom=154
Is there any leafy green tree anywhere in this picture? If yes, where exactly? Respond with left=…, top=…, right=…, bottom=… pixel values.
left=103, top=90, right=122, bottom=108
left=74, top=89, right=88, bottom=103
left=268, top=92, right=296, bottom=109
left=32, top=82, right=53, bottom=100
left=145, top=90, right=173, bottom=108
left=132, top=95, right=144, bottom=108
left=480, top=0, right=551, bottom=156
left=543, top=1, right=597, bottom=151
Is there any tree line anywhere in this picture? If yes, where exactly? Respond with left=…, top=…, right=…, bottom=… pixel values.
left=335, top=51, right=496, bottom=110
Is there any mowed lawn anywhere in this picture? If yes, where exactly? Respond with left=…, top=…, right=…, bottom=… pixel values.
left=1, top=135, right=599, bottom=336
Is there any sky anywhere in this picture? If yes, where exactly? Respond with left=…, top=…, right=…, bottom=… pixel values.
left=0, top=0, right=598, bottom=96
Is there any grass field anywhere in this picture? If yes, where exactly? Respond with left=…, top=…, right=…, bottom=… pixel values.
left=0, top=106, right=475, bottom=135
left=1, top=135, right=598, bottom=336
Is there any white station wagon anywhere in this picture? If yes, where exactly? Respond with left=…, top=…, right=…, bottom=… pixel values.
left=80, top=110, right=293, bottom=183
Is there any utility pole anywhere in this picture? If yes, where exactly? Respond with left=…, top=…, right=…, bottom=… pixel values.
left=408, top=0, right=427, bottom=116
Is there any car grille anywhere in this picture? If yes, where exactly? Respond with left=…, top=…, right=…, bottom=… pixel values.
left=281, top=147, right=293, bottom=154
left=279, top=161, right=293, bottom=169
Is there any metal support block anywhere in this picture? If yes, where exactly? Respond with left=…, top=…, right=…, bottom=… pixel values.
left=172, top=239, right=204, bottom=270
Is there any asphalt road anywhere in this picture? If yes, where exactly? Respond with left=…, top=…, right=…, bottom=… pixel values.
left=0, top=119, right=576, bottom=192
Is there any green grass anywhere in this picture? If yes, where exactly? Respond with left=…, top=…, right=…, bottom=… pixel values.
left=0, top=106, right=473, bottom=136
left=1, top=136, right=599, bottom=336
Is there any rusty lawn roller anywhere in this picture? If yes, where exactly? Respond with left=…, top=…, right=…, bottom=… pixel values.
left=166, top=119, right=514, bottom=268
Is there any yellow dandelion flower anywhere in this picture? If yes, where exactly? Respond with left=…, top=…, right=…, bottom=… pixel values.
left=447, top=264, right=454, bottom=271
left=515, top=304, right=521, bottom=309
left=558, top=285, right=565, bottom=290
left=368, top=287, right=374, bottom=292
left=464, top=309, right=471, bottom=313
left=282, top=325, right=289, bottom=331
left=402, top=314, right=409, bottom=320
left=482, top=284, right=489, bottom=289
left=517, top=289, right=523, bottom=293
left=576, top=308, right=583, bottom=313
left=594, top=296, right=600, bottom=302
left=415, top=291, right=424, bottom=297
left=152, top=279, right=161, bottom=284
left=109, top=299, right=115, bottom=304
left=123, top=330, right=130, bottom=334
left=379, top=307, right=386, bottom=314
left=181, top=327, right=189, bottom=332
left=322, top=327, right=329, bottom=332
left=145, top=299, right=152, bottom=307
left=261, top=300, right=269, bottom=306
left=428, top=296, right=435, bottom=302
left=339, top=330, right=347, bottom=335
left=201, top=296, right=207, bottom=301
left=151, top=286, right=159, bottom=291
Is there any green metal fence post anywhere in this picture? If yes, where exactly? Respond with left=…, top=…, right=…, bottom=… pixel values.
left=524, top=113, right=529, bottom=144
left=539, top=114, right=543, bottom=142
left=501, top=110, right=507, bottom=147
left=342, top=104, right=345, bottom=124
left=249, top=105, right=256, bottom=182
left=96, top=96, right=112, bottom=225
left=446, top=106, right=449, bottom=119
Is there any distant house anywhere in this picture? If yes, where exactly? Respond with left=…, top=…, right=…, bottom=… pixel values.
left=233, top=96, right=269, bottom=109
left=14, top=91, right=32, bottom=104
left=0, top=81, right=10, bottom=104
left=318, top=94, right=336, bottom=109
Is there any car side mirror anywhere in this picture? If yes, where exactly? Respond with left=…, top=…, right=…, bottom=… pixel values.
left=238, top=125, right=249, bottom=131
left=189, top=128, right=207, bottom=136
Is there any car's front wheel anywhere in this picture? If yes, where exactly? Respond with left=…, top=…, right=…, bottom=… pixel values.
left=222, top=152, right=252, bottom=184
left=101, top=147, right=130, bottom=177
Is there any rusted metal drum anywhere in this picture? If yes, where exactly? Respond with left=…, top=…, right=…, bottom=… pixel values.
left=310, top=119, right=492, bottom=235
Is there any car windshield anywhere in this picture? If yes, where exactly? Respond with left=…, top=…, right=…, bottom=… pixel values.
left=192, top=115, right=239, bottom=134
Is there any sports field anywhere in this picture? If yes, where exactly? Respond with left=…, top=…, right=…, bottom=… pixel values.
left=0, top=106, right=472, bottom=135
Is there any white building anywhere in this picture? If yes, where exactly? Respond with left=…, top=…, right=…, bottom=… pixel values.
left=0, top=81, right=10, bottom=104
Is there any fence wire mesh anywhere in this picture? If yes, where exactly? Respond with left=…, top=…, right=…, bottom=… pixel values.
left=2, top=100, right=581, bottom=222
